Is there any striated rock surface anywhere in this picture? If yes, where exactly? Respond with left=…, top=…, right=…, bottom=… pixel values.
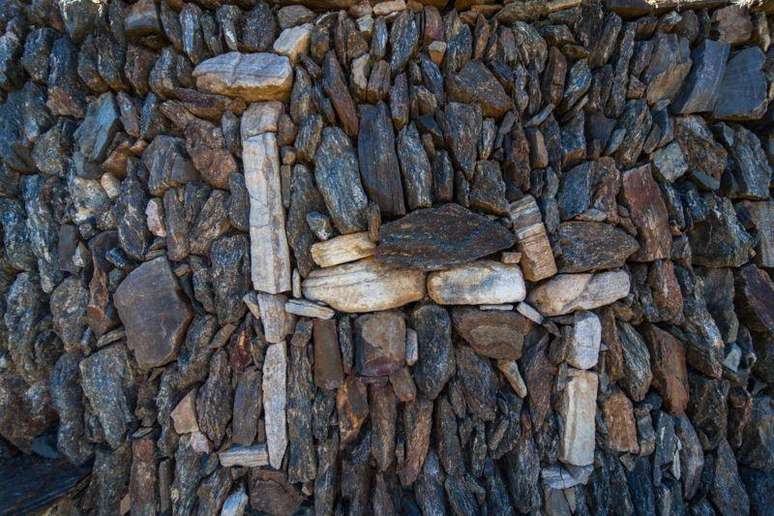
left=193, top=52, right=293, bottom=101
left=427, top=261, right=526, bottom=305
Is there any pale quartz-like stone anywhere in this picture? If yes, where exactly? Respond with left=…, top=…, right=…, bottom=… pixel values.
left=292, top=269, right=302, bottom=298
left=242, top=102, right=284, bottom=135
left=542, top=464, right=593, bottom=489
left=263, top=342, right=287, bottom=469
left=559, top=369, right=598, bottom=466
left=497, top=359, right=527, bottom=397
left=565, top=311, right=601, bottom=370
left=257, top=293, right=295, bottom=343
left=501, top=251, right=522, bottom=264
left=427, top=261, right=526, bottom=305
left=405, top=328, right=418, bottom=365
left=100, top=173, right=121, bottom=199
left=272, top=24, right=313, bottom=64
left=190, top=431, right=212, bottom=454
left=285, top=298, right=335, bottom=319
left=219, top=444, right=269, bottom=467
left=356, top=15, right=373, bottom=37
left=481, top=304, right=514, bottom=311
left=220, top=486, right=248, bottom=516
left=517, top=301, right=544, bottom=324
left=509, top=196, right=557, bottom=282
left=242, top=104, right=292, bottom=294
left=311, top=231, right=376, bottom=267
left=171, top=389, right=198, bottom=434
left=373, top=0, right=406, bottom=15
left=528, top=270, right=631, bottom=316
left=351, top=54, right=370, bottom=100
left=146, top=198, right=166, bottom=237
left=193, top=52, right=293, bottom=102
left=302, top=258, right=425, bottom=313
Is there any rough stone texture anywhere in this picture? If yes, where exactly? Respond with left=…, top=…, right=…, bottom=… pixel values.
left=263, top=342, right=288, bottom=470
left=528, top=271, right=631, bottom=316
left=713, top=47, right=768, bottom=121
left=114, top=257, right=193, bottom=370
left=559, top=369, right=598, bottom=467
left=451, top=308, right=531, bottom=360
left=621, top=164, right=672, bottom=262
left=556, top=222, right=639, bottom=273
left=376, top=204, right=515, bottom=270
left=193, top=52, right=293, bottom=101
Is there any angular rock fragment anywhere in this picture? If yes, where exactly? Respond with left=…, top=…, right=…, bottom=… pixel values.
left=621, top=164, right=672, bottom=262
left=411, top=304, right=455, bottom=400
left=689, top=195, right=753, bottom=268
left=220, top=445, right=269, bottom=467
left=242, top=102, right=292, bottom=294
left=355, top=311, right=406, bottom=377
left=557, top=222, right=639, bottom=273
left=357, top=103, right=405, bottom=217
left=565, top=311, right=601, bottom=370
left=672, top=40, right=730, bottom=114
left=735, top=264, right=774, bottom=334
left=428, top=261, right=526, bottom=305
left=528, top=270, right=630, bottom=316
left=643, top=324, right=689, bottom=414
left=232, top=368, right=262, bottom=446
left=455, top=346, right=498, bottom=421
left=263, top=342, right=288, bottom=469
left=642, top=33, right=692, bottom=105
left=314, top=127, right=369, bottom=234
left=397, top=123, right=433, bottom=210
left=337, top=376, right=369, bottom=446
left=447, top=61, right=513, bottom=118
left=713, top=46, right=768, bottom=121
left=302, top=258, right=425, bottom=313
left=452, top=308, right=531, bottom=360
left=376, top=203, right=515, bottom=270
left=322, top=51, right=358, bottom=137
left=311, top=232, right=375, bottom=268
left=602, top=389, right=639, bottom=453
left=193, top=52, right=293, bottom=102
left=196, top=350, right=232, bottom=445
left=559, top=369, right=598, bottom=466
left=313, top=319, right=343, bottom=390
left=114, top=257, right=193, bottom=370
left=444, top=102, right=482, bottom=178
left=143, top=136, right=199, bottom=197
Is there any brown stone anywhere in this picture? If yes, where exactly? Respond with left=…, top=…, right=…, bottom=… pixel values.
left=735, top=264, right=774, bottom=334
left=337, top=376, right=369, bottom=446
left=355, top=311, right=406, bottom=377
left=621, top=164, right=672, bottom=262
left=114, top=257, right=193, bottom=370
left=313, top=319, right=344, bottom=390
left=508, top=195, right=557, bottom=282
left=643, top=324, right=689, bottom=415
left=602, top=389, right=639, bottom=454
left=322, top=51, right=358, bottom=137
left=171, top=389, right=199, bottom=434
left=451, top=308, right=532, bottom=360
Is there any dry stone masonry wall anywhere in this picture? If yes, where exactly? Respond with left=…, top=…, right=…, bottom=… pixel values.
left=0, top=0, right=772, bottom=514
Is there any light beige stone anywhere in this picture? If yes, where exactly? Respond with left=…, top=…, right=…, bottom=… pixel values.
left=257, top=293, right=295, bottom=343
left=302, top=258, right=425, bottom=313
left=373, top=0, right=406, bottom=15
left=219, top=444, right=269, bottom=467
left=242, top=104, right=292, bottom=294
left=193, top=52, right=293, bottom=102
left=146, top=198, right=166, bottom=237
left=559, top=369, right=598, bottom=466
left=427, top=261, right=526, bottom=305
left=311, top=231, right=376, bottom=267
left=497, top=359, right=527, bottom=397
left=509, top=195, right=557, bottom=282
left=428, top=41, right=446, bottom=65
left=285, top=298, right=335, bottom=319
left=528, top=270, right=631, bottom=316
left=565, top=311, right=601, bottom=370
left=171, top=389, right=199, bottom=434
left=263, top=342, right=287, bottom=469
left=272, top=24, right=313, bottom=64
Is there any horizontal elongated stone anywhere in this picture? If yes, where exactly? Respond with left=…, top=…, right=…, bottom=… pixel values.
left=376, top=204, right=515, bottom=271
left=193, top=52, right=293, bottom=102
left=556, top=222, right=639, bottom=273
left=284, top=299, right=335, bottom=319
left=452, top=308, right=531, bottom=359
left=427, top=261, right=526, bottom=305
left=220, top=445, right=269, bottom=467
left=311, top=232, right=376, bottom=267
left=528, top=271, right=631, bottom=316
left=302, top=258, right=425, bottom=313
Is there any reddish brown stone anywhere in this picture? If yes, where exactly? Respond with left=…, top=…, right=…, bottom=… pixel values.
left=602, top=389, right=639, bottom=453
left=451, top=308, right=532, bottom=360
left=643, top=324, right=689, bottom=415
left=621, top=164, right=672, bottom=262
left=336, top=376, right=369, bottom=446
left=735, top=264, right=774, bottom=334
left=398, top=396, right=433, bottom=487
left=649, top=260, right=684, bottom=322
left=354, top=311, right=406, bottom=377
left=130, top=436, right=158, bottom=515
left=600, top=307, right=625, bottom=382
left=389, top=367, right=417, bottom=402
left=248, top=469, right=304, bottom=516
left=313, top=319, right=344, bottom=390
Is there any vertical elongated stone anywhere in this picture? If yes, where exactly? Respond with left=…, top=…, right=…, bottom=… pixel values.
left=263, top=342, right=288, bottom=469
left=559, top=369, right=598, bottom=467
left=242, top=102, right=292, bottom=294
left=508, top=195, right=557, bottom=282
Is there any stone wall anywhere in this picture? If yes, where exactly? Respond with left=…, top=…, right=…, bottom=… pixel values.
left=0, top=0, right=772, bottom=513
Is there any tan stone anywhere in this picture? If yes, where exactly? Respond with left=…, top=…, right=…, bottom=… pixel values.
left=272, top=24, right=313, bottom=64
left=497, top=359, right=527, bottom=398
left=310, top=231, right=376, bottom=267
left=257, top=293, right=295, bottom=343
left=355, top=311, right=406, bottom=376
left=171, top=389, right=199, bottom=434
left=427, top=261, right=526, bottom=305
left=509, top=195, right=557, bottom=282
left=302, top=258, right=425, bottom=313
left=602, top=389, right=640, bottom=454
left=242, top=103, right=292, bottom=294
left=528, top=271, right=631, bottom=316
left=219, top=444, right=269, bottom=467
left=373, top=0, right=406, bottom=15
left=285, top=298, right=335, bottom=319
left=559, top=369, right=598, bottom=466
left=263, top=342, right=287, bottom=469
left=193, top=52, right=293, bottom=102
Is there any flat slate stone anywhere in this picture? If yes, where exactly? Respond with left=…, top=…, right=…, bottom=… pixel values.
left=192, top=52, right=293, bottom=102
left=447, top=61, right=513, bottom=118
left=713, top=47, right=768, bottom=121
left=114, top=257, right=193, bottom=370
left=376, top=203, right=515, bottom=271
left=451, top=308, right=531, bottom=360
left=671, top=39, right=730, bottom=115
left=557, top=221, right=640, bottom=273
left=357, top=103, right=405, bottom=217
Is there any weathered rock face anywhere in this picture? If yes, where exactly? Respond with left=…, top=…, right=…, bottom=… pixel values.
left=193, top=52, right=293, bottom=101
left=376, top=204, right=515, bottom=270
left=114, top=257, right=193, bottom=370
left=3, top=1, right=772, bottom=514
